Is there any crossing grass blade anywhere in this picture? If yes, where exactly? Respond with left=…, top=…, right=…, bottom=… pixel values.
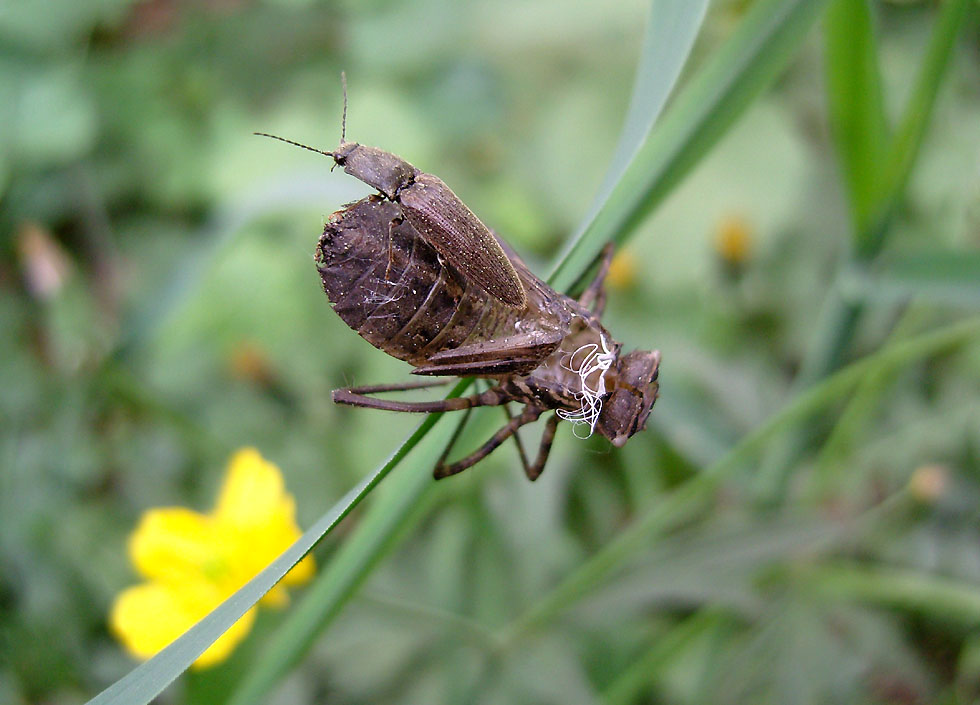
left=550, top=0, right=709, bottom=284
left=84, top=388, right=466, bottom=705
left=877, top=0, right=974, bottom=230
left=847, top=250, right=980, bottom=307
left=802, top=562, right=980, bottom=626
left=752, top=0, right=973, bottom=501
left=549, top=0, right=831, bottom=293
left=823, top=0, right=889, bottom=239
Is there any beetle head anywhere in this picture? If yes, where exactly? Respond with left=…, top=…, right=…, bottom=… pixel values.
left=596, top=349, right=661, bottom=448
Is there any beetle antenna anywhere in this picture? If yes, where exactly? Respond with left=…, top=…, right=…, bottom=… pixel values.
left=340, top=71, right=348, bottom=144
left=253, top=133, right=336, bottom=159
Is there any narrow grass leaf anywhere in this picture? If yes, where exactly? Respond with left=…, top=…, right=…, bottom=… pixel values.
left=846, top=250, right=980, bottom=306
left=877, top=0, right=974, bottom=229
left=811, top=307, right=931, bottom=497
left=551, top=0, right=709, bottom=280
left=226, top=419, right=460, bottom=705
left=805, top=562, right=980, bottom=626
left=85, top=395, right=461, bottom=705
left=550, top=0, right=831, bottom=292
left=824, top=0, right=889, bottom=237
left=602, top=611, right=733, bottom=705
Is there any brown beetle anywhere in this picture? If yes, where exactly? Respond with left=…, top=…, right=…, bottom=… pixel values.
left=257, top=91, right=660, bottom=480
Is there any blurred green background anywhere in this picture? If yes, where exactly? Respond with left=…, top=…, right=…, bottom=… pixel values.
left=3, top=0, right=980, bottom=703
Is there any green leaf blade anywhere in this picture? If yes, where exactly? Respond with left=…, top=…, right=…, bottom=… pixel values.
left=878, top=0, right=973, bottom=225
left=550, top=0, right=831, bottom=293
left=85, top=394, right=463, bottom=705
left=850, top=249, right=980, bottom=306
left=552, top=0, right=710, bottom=280
left=824, top=0, right=889, bottom=238
left=226, top=421, right=456, bottom=705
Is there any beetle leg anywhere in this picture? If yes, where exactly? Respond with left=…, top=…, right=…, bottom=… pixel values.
left=434, top=405, right=543, bottom=479
left=578, top=242, right=615, bottom=316
left=499, top=401, right=532, bottom=476
left=434, top=407, right=474, bottom=470
left=338, top=379, right=451, bottom=395
left=524, top=414, right=560, bottom=481
left=481, top=382, right=533, bottom=476
left=333, top=384, right=508, bottom=414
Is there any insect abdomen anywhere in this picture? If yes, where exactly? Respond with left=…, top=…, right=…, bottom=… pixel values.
left=316, top=197, right=494, bottom=364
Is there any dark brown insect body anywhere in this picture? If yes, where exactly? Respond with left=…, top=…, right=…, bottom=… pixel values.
left=259, top=121, right=659, bottom=480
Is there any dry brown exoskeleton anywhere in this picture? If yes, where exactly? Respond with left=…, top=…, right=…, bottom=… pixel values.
left=257, top=89, right=660, bottom=480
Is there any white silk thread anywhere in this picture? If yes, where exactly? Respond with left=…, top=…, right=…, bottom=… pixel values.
left=556, top=331, right=615, bottom=438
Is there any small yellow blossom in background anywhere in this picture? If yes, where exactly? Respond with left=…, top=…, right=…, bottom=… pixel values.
left=109, top=448, right=315, bottom=668
left=908, top=464, right=948, bottom=504
left=606, top=248, right=637, bottom=290
left=713, top=213, right=753, bottom=266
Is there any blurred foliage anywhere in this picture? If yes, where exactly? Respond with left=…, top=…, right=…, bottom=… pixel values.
left=2, top=0, right=980, bottom=704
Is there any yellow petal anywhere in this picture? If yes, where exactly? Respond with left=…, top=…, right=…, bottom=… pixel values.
left=129, top=508, right=228, bottom=583
left=109, top=580, right=256, bottom=669
left=259, top=584, right=289, bottom=608
left=283, top=554, right=316, bottom=586
left=251, top=554, right=315, bottom=608
left=213, top=448, right=293, bottom=529
left=211, top=522, right=314, bottom=596
left=209, top=448, right=315, bottom=596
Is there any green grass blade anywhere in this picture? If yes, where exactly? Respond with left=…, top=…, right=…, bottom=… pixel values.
left=226, top=421, right=458, bottom=705
left=847, top=249, right=980, bottom=306
left=549, top=0, right=831, bottom=292
left=747, top=0, right=971, bottom=500
left=602, top=611, right=731, bottom=705
left=550, top=0, right=709, bottom=278
left=85, top=387, right=464, bottom=705
left=811, top=307, right=930, bottom=497
left=499, top=315, right=980, bottom=641
left=824, top=0, right=889, bottom=238
left=803, top=562, right=980, bottom=626
left=876, top=0, right=973, bottom=229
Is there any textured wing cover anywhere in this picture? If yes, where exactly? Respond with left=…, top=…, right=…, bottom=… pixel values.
left=399, top=173, right=527, bottom=308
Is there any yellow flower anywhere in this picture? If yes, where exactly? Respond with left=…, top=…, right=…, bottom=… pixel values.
left=606, top=248, right=637, bottom=290
left=714, top=213, right=753, bottom=266
left=109, top=448, right=315, bottom=668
